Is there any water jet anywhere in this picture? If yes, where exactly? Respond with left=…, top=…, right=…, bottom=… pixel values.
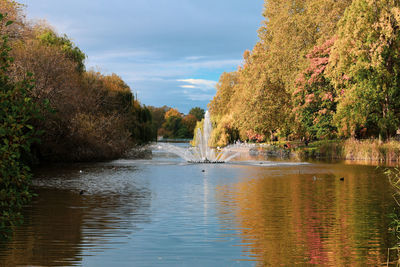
left=153, top=111, right=239, bottom=163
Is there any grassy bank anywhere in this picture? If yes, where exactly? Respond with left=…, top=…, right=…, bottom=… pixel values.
left=266, top=139, right=400, bottom=164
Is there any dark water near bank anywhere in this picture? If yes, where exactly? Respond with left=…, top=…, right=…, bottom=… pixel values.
left=0, top=144, right=398, bottom=266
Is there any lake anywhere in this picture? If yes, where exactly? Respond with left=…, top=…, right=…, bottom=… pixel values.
left=0, top=143, right=397, bottom=266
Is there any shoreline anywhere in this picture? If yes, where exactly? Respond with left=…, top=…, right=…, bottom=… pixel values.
left=252, top=139, right=400, bottom=166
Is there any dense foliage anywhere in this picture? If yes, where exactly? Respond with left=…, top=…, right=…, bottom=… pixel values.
left=0, top=0, right=156, bottom=238
left=150, top=107, right=204, bottom=139
left=0, top=13, right=38, bottom=239
left=0, top=1, right=153, bottom=162
left=328, top=0, right=400, bottom=139
left=293, top=38, right=338, bottom=140
left=208, top=0, right=400, bottom=146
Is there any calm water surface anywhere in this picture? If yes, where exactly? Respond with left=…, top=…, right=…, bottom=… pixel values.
left=0, top=144, right=397, bottom=266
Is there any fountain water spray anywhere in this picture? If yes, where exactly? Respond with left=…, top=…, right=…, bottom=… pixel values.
left=153, top=111, right=238, bottom=163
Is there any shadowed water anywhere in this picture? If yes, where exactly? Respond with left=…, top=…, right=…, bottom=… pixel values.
left=0, top=143, right=397, bottom=266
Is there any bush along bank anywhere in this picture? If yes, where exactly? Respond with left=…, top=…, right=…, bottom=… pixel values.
left=0, top=1, right=153, bottom=163
left=0, top=2, right=154, bottom=239
left=0, top=13, right=39, bottom=240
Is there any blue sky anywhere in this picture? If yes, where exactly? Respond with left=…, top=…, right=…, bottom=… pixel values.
left=19, top=0, right=264, bottom=113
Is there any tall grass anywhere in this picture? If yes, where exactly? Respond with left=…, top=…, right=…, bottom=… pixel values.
left=294, top=139, right=400, bottom=163
left=386, top=167, right=400, bottom=266
left=343, top=139, right=400, bottom=163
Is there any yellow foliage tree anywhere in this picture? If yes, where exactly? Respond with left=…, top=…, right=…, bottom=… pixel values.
left=164, top=108, right=182, bottom=119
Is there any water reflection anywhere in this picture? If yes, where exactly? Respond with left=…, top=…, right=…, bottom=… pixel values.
left=0, top=152, right=397, bottom=266
left=0, top=164, right=151, bottom=266
left=215, top=164, right=397, bottom=266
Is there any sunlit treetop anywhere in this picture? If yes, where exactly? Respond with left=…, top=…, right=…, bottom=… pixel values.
left=34, top=25, right=86, bottom=73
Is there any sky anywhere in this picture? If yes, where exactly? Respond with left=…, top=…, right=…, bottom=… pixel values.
left=19, top=0, right=264, bottom=113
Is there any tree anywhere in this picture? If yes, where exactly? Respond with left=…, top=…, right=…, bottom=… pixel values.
left=162, top=116, right=183, bottom=138
left=34, top=26, right=86, bottom=73
left=0, top=0, right=26, bottom=40
left=164, top=108, right=182, bottom=120
left=209, top=72, right=237, bottom=117
left=148, top=105, right=169, bottom=139
left=0, top=13, right=39, bottom=239
left=328, top=0, right=400, bottom=138
left=0, top=0, right=153, bottom=164
left=259, top=0, right=352, bottom=92
left=229, top=44, right=291, bottom=141
left=207, top=0, right=352, bottom=144
left=293, top=38, right=338, bottom=139
left=182, top=114, right=197, bottom=137
left=188, top=107, right=205, bottom=121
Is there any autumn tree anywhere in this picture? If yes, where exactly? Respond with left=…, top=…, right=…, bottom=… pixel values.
left=293, top=38, right=338, bottom=139
left=34, top=26, right=86, bottom=72
left=209, top=72, right=237, bottom=117
left=2, top=1, right=153, bottom=161
left=232, top=44, right=291, bottom=140
left=182, top=114, right=197, bottom=136
left=259, top=0, right=352, bottom=92
left=328, top=0, right=400, bottom=139
left=0, top=0, right=26, bottom=40
left=160, top=108, right=189, bottom=139
left=208, top=0, right=353, bottom=145
left=164, top=108, right=182, bottom=120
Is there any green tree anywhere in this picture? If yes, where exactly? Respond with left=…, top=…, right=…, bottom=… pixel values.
left=188, top=107, right=205, bottom=121
left=35, top=27, right=86, bottom=73
left=293, top=38, right=338, bottom=140
left=0, top=14, right=39, bottom=239
left=162, top=116, right=183, bottom=138
left=148, top=105, right=169, bottom=139
left=328, top=0, right=400, bottom=138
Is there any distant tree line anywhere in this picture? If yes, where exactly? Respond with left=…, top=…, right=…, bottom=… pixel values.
left=148, top=106, right=204, bottom=139
left=209, top=0, right=400, bottom=146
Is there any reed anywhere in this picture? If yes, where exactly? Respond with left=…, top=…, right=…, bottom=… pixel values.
left=291, top=139, right=400, bottom=163
left=343, top=139, right=400, bottom=163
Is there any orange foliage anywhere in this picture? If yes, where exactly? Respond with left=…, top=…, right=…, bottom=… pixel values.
left=164, top=108, right=182, bottom=119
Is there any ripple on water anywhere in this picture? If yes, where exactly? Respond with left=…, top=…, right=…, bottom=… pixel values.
left=0, top=153, right=397, bottom=266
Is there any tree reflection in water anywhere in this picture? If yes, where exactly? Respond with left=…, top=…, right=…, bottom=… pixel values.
left=0, top=164, right=151, bottom=266
left=215, top=164, right=397, bottom=266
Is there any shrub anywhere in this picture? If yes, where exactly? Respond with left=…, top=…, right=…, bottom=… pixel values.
left=0, top=14, right=40, bottom=239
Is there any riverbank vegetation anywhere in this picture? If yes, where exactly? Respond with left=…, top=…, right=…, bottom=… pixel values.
left=283, top=139, right=400, bottom=163
left=208, top=0, right=400, bottom=161
left=0, top=0, right=155, bottom=237
left=0, top=12, right=38, bottom=239
left=0, top=1, right=153, bottom=163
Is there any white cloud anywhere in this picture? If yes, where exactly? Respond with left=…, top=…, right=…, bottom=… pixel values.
left=177, top=78, right=218, bottom=102
left=180, top=85, right=196, bottom=89
left=176, top=79, right=217, bottom=91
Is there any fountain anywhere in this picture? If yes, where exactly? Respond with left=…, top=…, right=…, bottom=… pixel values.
left=153, top=111, right=238, bottom=163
